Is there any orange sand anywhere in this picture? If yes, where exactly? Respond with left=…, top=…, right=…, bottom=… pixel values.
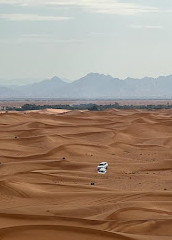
left=0, top=109, right=172, bottom=240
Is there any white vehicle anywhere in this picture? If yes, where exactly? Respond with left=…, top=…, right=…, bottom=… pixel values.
left=97, top=162, right=108, bottom=170
left=98, top=167, right=107, bottom=174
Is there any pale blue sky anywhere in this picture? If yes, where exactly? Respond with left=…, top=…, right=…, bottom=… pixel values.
left=0, top=0, right=172, bottom=83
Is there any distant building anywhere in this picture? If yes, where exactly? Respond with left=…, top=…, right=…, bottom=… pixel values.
left=0, top=106, right=7, bottom=111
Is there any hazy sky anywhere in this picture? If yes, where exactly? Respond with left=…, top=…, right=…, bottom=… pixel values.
left=0, top=0, right=172, bottom=83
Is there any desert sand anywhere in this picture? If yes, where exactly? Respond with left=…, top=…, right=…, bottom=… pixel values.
left=0, top=109, right=172, bottom=240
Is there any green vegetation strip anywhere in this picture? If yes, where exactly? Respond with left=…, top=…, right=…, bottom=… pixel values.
left=6, top=102, right=172, bottom=111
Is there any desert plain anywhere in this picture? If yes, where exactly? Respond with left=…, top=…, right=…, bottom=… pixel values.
left=0, top=108, right=172, bottom=240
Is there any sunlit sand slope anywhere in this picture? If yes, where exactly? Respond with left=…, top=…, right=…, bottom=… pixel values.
left=0, top=109, right=172, bottom=240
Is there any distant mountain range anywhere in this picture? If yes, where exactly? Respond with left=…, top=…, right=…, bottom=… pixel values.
left=0, top=73, right=172, bottom=99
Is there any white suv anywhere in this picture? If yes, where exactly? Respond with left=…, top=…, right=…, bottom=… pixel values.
left=97, top=162, right=108, bottom=170
left=98, top=167, right=107, bottom=174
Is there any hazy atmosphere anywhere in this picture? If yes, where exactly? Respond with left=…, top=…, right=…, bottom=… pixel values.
left=1, top=2, right=172, bottom=240
left=0, top=0, right=172, bottom=84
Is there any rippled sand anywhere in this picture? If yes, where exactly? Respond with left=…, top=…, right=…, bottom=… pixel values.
left=0, top=109, right=172, bottom=240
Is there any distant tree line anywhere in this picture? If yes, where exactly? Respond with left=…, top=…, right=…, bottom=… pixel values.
left=6, top=102, right=172, bottom=111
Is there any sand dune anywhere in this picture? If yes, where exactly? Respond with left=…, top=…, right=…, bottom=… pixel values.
left=0, top=109, right=172, bottom=239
